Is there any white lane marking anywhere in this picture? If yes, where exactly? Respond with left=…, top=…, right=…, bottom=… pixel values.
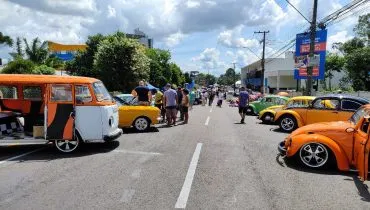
left=175, top=143, right=203, bottom=209
left=205, top=116, right=210, bottom=126
left=113, top=149, right=162, bottom=156
left=120, top=189, right=136, bottom=203
left=210, top=107, right=213, bottom=113
left=0, top=147, right=45, bottom=166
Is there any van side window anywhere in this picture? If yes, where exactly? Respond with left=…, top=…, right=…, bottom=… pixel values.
left=23, top=86, right=42, bottom=100
left=0, top=86, right=18, bottom=99
left=75, top=85, right=92, bottom=104
left=51, top=85, right=72, bottom=102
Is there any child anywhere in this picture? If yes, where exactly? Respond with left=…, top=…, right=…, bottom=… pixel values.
left=182, top=89, right=190, bottom=124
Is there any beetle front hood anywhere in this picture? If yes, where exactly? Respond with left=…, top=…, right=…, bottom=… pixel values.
left=266, top=105, right=284, bottom=111
left=291, top=121, right=353, bottom=137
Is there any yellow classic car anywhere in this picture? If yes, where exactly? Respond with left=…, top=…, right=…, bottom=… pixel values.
left=274, top=94, right=369, bottom=132
left=114, top=94, right=161, bottom=131
left=258, top=96, right=315, bottom=124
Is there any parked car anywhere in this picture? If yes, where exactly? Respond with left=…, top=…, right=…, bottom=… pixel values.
left=274, top=94, right=370, bottom=132
left=258, top=96, right=315, bottom=124
left=114, top=93, right=155, bottom=106
left=114, top=96, right=160, bottom=131
left=246, top=95, right=289, bottom=115
left=278, top=105, right=370, bottom=181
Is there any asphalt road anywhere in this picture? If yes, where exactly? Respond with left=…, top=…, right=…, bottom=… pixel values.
left=0, top=102, right=370, bottom=209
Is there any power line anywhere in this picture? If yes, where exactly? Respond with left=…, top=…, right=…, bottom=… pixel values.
left=284, top=0, right=311, bottom=24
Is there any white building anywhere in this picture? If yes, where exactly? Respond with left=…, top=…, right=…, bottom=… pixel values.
left=241, top=51, right=296, bottom=93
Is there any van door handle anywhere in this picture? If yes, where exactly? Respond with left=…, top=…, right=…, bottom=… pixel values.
left=332, top=111, right=339, bottom=114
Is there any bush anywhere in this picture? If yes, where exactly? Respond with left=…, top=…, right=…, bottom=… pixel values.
left=33, top=65, right=56, bottom=75
left=2, top=58, right=35, bottom=74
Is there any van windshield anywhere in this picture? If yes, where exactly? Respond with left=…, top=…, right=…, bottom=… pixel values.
left=92, top=82, right=112, bottom=102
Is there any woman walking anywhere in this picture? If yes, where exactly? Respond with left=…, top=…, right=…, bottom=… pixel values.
left=182, top=89, right=190, bottom=124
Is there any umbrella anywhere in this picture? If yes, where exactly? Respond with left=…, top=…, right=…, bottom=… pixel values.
left=146, top=83, right=159, bottom=90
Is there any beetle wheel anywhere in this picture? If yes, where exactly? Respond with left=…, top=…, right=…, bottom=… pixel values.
left=299, top=143, right=329, bottom=168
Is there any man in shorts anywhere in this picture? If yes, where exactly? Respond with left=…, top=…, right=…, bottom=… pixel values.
left=152, top=89, right=165, bottom=123
left=238, top=87, right=249, bottom=124
left=163, top=84, right=178, bottom=126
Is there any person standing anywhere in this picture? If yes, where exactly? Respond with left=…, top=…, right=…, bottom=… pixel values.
left=182, top=89, right=190, bottom=124
left=202, top=91, right=208, bottom=106
left=152, top=89, right=165, bottom=123
left=238, top=87, right=249, bottom=124
left=189, top=89, right=195, bottom=110
left=163, top=84, right=178, bottom=126
left=177, top=87, right=184, bottom=121
left=131, top=81, right=152, bottom=106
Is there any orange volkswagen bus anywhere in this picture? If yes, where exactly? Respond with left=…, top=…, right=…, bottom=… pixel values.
left=0, top=74, right=122, bottom=153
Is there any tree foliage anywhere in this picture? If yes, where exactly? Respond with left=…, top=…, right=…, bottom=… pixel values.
left=66, top=34, right=105, bottom=77
left=331, top=14, right=370, bottom=91
left=354, top=13, right=369, bottom=44
left=170, top=63, right=185, bottom=87
left=94, top=33, right=150, bottom=92
left=23, top=38, right=48, bottom=64
left=324, top=53, right=345, bottom=90
left=0, top=32, right=13, bottom=47
left=146, top=48, right=172, bottom=87
left=33, top=64, right=56, bottom=75
left=194, top=73, right=216, bottom=86
left=218, top=68, right=240, bottom=85
left=345, top=47, right=370, bottom=91
left=2, top=58, right=35, bottom=74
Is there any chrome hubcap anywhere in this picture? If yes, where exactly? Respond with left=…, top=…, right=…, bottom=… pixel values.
left=299, top=143, right=328, bottom=168
left=55, top=139, right=78, bottom=153
left=135, top=118, right=148, bottom=130
left=281, top=118, right=294, bottom=131
left=265, top=115, right=271, bottom=121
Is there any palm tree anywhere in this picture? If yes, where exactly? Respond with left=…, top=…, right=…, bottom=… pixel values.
left=0, top=32, right=13, bottom=47
left=23, top=37, right=48, bottom=64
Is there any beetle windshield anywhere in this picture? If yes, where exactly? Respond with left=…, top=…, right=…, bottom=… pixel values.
left=349, top=107, right=366, bottom=125
left=93, top=81, right=112, bottom=102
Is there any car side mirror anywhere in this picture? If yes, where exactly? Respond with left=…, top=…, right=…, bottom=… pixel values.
left=345, top=127, right=356, bottom=133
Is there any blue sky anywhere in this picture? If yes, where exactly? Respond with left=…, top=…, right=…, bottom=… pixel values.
left=0, top=0, right=368, bottom=75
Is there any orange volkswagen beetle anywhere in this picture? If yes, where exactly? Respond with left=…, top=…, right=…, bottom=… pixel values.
left=278, top=104, right=370, bottom=181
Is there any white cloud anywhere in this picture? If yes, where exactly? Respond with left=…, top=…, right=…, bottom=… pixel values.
left=217, top=25, right=259, bottom=48
left=107, top=5, right=116, bottom=18
left=165, top=32, right=186, bottom=47
left=186, top=0, right=200, bottom=8
left=226, top=50, right=234, bottom=57
left=192, top=48, right=226, bottom=73
left=327, top=31, right=354, bottom=51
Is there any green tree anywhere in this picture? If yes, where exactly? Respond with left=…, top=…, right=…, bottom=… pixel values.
left=45, top=54, right=64, bottom=69
left=94, top=34, right=150, bottom=92
left=2, top=58, right=35, bottom=74
left=324, top=53, right=345, bottom=90
left=218, top=68, right=240, bottom=86
left=23, top=38, right=48, bottom=64
left=184, top=72, right=193, bottom=84
left=0, top=32, right=13, bottom=46
left=170, top=63, right=185, bottom=86
left=146, top=48, right=172, bottom=87
left=66, top=34, right=105, bottom=77
left=33, top=64, right=56, bottom=75
left=345, top=47, right=370, bottom=91
left=9, top=37, right=24, bottom=59
left=354, top=13, right=369, bottom=45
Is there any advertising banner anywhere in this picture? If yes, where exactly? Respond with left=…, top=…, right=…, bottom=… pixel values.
left=294, top=29, right=327, bottom=80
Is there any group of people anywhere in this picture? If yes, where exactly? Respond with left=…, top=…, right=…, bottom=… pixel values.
left=132, top=81, right=191, bottom=126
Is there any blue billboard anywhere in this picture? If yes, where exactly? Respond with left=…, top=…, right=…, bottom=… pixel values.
left=294, top=29, right=327, bottom=80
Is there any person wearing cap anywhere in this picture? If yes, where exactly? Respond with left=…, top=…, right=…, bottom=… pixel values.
left=163, top=84, right=178, bottom=126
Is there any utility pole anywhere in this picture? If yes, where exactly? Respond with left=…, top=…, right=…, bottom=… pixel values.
left=254, top=30, right=269, bottom=94
left=232, top=62, right=236, bottom=93
left=306, top=0, right=318, bottom=96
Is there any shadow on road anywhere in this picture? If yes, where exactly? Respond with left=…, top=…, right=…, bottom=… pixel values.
left=278, top=154, right=370, bottom=202
left=3, top=141, right=120, bottom=163
left=122, top=127, right=159, bottom=134
left=269, top=127, right=288, bottom=134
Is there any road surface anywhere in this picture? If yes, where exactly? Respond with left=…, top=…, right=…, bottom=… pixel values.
left=0, top=103, right=369, bottom=209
